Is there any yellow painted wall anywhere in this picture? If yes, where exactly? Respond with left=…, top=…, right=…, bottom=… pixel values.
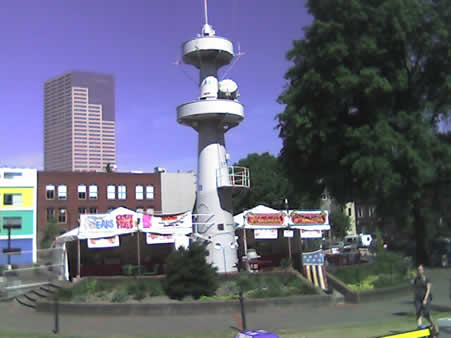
left=0, top=187, right=34, bottom=208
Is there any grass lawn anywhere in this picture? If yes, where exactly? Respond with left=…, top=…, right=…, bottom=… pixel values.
left=330, top=252, right=415, bottom=291
left=0, top=312, right=449, bottom=338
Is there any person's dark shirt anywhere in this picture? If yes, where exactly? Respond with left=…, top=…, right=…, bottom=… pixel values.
left=414, top=275, right=431, bottom=301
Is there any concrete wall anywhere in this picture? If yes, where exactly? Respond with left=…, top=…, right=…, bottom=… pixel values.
left=160, top=172, right=196, bottom=214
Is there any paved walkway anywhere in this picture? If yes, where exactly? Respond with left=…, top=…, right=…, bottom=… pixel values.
left=0, top=267, right=448, bottom=337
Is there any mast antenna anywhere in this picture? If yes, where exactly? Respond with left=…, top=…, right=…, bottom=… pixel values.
left=204, top=0, right=208, bottom=25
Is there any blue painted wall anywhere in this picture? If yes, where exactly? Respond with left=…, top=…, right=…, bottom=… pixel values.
left=0, top=238, right=33, bottom=265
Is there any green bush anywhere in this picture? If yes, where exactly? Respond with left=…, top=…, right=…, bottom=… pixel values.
left=163, top=242, right=219, bottom=300
left=133, top=288, right=146, bottom=301
left=111, top=289, right=129, bottom=303
left=57, top=288, right=73, bottom=300
left=147, top=279, right=164, bottom=297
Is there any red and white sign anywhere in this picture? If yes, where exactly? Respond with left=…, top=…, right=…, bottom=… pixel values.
left=254, top=229, right=278, bottom=239
left=300, top=230, right=322, bottom=239
left=245, top=213, right=286, bottom=227
left=290, top=211, right=328, bottom=225
left=87, top=236, right=120, bottom=248
left=146, top=233, right=175, bottom=245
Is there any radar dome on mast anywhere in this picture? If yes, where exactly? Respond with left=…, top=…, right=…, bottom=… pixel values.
left=218, top=79, right=239, bottom=100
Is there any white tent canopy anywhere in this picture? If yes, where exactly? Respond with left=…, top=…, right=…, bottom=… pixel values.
left=55, top=207, right=192, bottom=245
left=234, top=205, right=280, bottom=228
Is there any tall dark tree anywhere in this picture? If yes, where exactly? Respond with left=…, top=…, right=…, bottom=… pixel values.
left=232, top=152, right=315, bottom=214
left=277, top=0, right=451, bottom=264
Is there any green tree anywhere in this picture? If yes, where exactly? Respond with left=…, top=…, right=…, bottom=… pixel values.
left=232, top=152, right=316, bottom=214
left=163, top=242, right=219, bottom=300
left=40, top=217, right=62, bottom=249
left=329, top=210, right=351, bottom=240
left=277, top=0, right=451, bottom=264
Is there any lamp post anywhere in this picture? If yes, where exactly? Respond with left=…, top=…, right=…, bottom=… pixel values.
left=285, top=199, right=293, bottom=267
left=3, top=223, right=22, bottom=269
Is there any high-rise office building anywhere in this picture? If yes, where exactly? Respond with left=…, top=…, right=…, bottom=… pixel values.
left=44, top=71, right=116, bottom=172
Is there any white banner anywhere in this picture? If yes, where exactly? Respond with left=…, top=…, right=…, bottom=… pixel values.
left=140, top=211, right=192, bottom=235
left=87, top=236, right=120, bottom=248
left=79, top=211, right=139, bottom=239
left=146, top=233, right=175, bottom=245
left=300, top=230, right=322, bottom=238
left=254, top=229, right=278, bottom=240
left=283, top=230, right=294, bottom=238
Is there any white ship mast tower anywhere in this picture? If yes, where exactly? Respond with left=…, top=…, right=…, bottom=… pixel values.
left=177, top=0, right=250, bottom=272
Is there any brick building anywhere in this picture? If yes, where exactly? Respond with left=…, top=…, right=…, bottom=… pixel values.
left=37, top=171, right=162, bottom=248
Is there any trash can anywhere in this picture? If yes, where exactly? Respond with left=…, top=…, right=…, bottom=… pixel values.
left=438, top=318, right=451, bottom=338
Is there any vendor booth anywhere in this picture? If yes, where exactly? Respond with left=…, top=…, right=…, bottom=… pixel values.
left=55, top=207, right=192, bottom=279
left=234, top=205, right=330, bottom=290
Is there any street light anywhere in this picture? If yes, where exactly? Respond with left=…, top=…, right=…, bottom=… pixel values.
left=3, top=224, right=22, bottom=269
left=285, top=198, right=293, bottom=268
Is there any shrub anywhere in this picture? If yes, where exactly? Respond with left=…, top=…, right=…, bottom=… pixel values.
left=111, top=289, right=129, bottom=303
left=57, top=288, right=73, bottom=300
left=163, top=242, right=219, bottom=300
left=147, top=280, right=164, bottom=297
left=133, top=288, right=146, bottom=301
left=280, top=258, right=289, bottom=269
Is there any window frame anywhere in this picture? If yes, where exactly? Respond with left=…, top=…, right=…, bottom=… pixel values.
left=118, top=185, right=127, bottom=200
left=46, top=208, right=55, bottom=222
left=145, top=185, right=154, bottom=200
left=78, top=184, right=87, bottom=200
left=58, top=208, right=67, bottom=224
left=107, top=185, right=116, bottom=200
left=57, top=185, right=67, bottom=200
left=135, top=185, right=144, bottom=200
left=89, top=185, right=98, bottom=200
left=46, top=185, right=56, bottom=200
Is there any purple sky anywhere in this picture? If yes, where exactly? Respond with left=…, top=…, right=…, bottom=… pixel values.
left=0, top=0, right=312, bottom=172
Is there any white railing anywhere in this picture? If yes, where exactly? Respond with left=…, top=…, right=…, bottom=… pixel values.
left=216, top=166, right=250, bottom=189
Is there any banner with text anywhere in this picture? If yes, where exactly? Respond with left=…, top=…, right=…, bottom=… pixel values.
left=244, top=212, right=286, bottom=228
left=87, top=236, right=120, bottom=248
left=300, top=230, right=322, bottom=239
left=289, top=211, right=330, bottom=230
left=79, top=212, right=139, bottom=239
left=254, top=229, right=278, bottom=239
left=146, top=233, right=175, bottom=245
left=139, top=211, right=192, bottom=235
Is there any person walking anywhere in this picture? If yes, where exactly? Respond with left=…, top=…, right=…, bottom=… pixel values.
left=413, top=264, right=435, bottom=330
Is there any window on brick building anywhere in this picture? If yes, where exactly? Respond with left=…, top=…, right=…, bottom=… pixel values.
left=78, top=185, right=86, bottom=199
left=46, top=208, right=55, bottom=222
left=118, top=185, right=126, bottom=200
left=58, top=209, right=67, bottom=223
left=135, top=185, right=143, bottom=200
left=57, top=185, right=67, bottom=200
left=89, top=185, right=98, bottom=200
left=46, top=185, right=55, bottom=200
left=107, top=185, right=115, bottom=200
left=146, top=185, right=154, bottom=200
